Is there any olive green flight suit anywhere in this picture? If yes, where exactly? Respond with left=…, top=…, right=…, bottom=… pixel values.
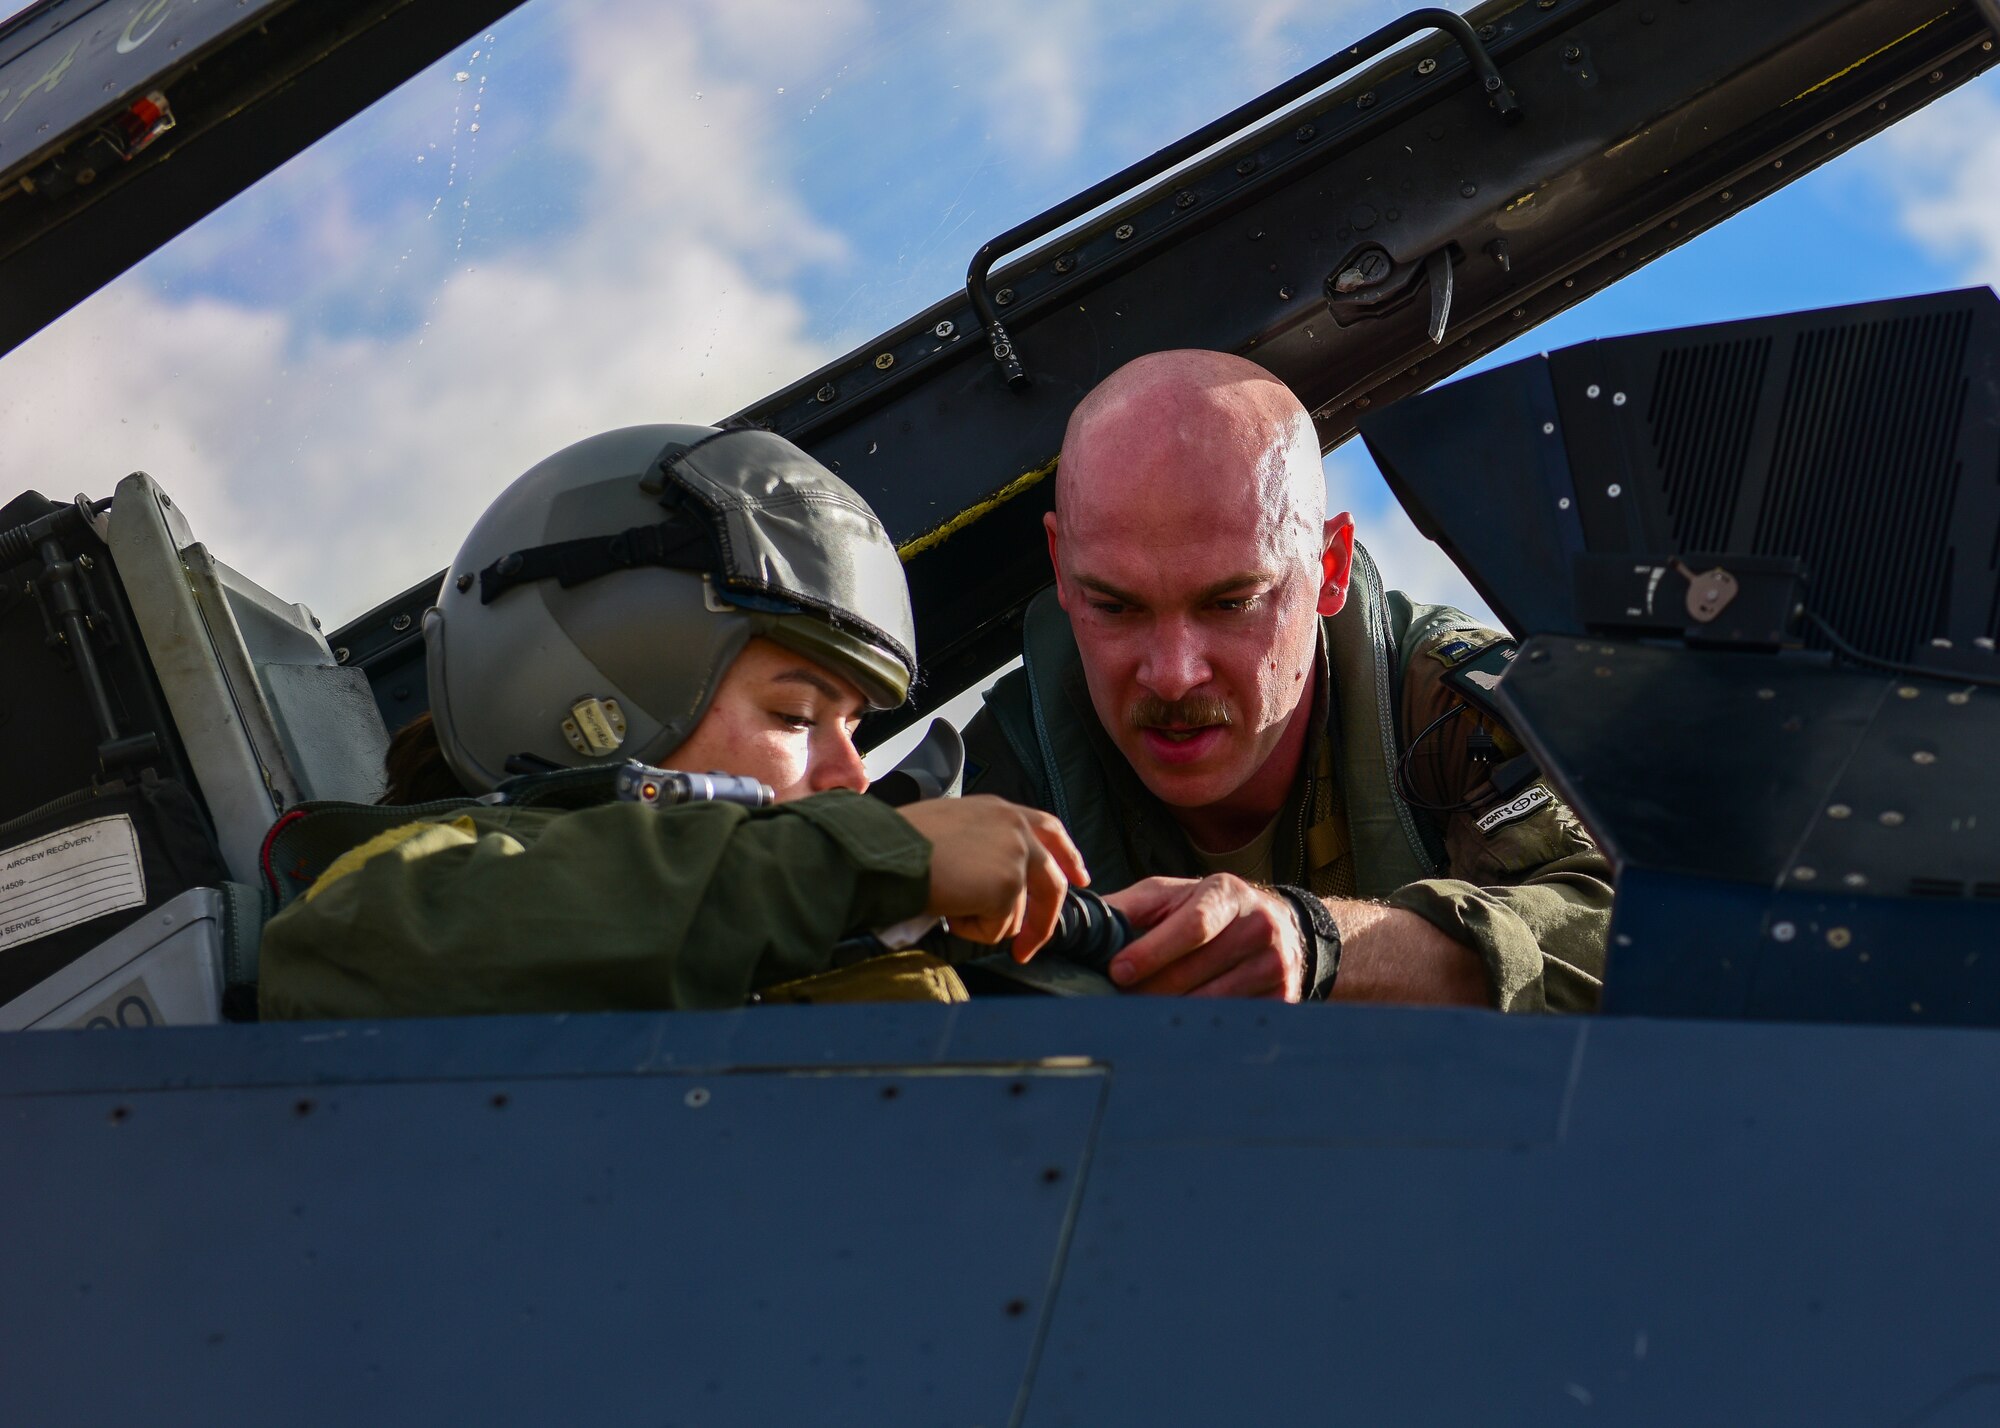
left=258, top=789, right=938, bottom=1020
left=962, top=546, right=1610, bottom=1012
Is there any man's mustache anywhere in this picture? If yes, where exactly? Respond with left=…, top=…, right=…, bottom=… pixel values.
left=1129, top=693, right=1234, bottom=730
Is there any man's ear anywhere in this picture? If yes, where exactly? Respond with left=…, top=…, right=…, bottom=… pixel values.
left=1043, top=510, right=1071, bottom=611
left=1317, top=513, right=1357, bottom=618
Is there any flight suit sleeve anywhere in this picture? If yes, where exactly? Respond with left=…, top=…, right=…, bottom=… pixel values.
left=258, top=791, right=933, bottom=1019
left=1382, top=632, right=1612, bottom=1013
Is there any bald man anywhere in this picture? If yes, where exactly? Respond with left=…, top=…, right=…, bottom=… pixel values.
left=962, top=351, right=1609, bottom=1010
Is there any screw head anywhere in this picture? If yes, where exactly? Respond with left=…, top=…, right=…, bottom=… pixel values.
left=1115, top=223, right=1135, bottom=240
left=1294, top=124, right=1315, bottom=143
left=334, top=646, right=350, bottom=664
left=815, top=384, right=836, bottom=403
left=1612, top=392, right=1627, bottom=406
left=456, top=573, right=473, bottom=593
left=390, top=612, right=413, bottom=633
left=1053, top=253, right=1075, bottom=274
left=1827, top=925, right=1854, bottom=947
left=1235, top=157, right=1257, bottom=175
left=1563, top=44, right=1582, bottom=61
left=1416, top=57, right=1437, bottom=76
left=1356, top=91, right=1377, bottom=109
left=1879, top=810, right=1905, bottom=827
left=1479, top=22, right=1497, bottom=39
left=1607, top=484, right=1622, bottom=498
left=874, top=352, right=895, bottom=370
left=1586, top=384, right=1602, bottom=399
left=1771, top=921, right=1796, bottom=942
left=994, top=287, right=1015, bottom=306
left=1827, top=804, right=1851, bottom=819
left=1175, top=190, right=1197, bottom=209
left=1345, top=248, right=1392, bottom=285
left=934, top=320, right=955, bottom=338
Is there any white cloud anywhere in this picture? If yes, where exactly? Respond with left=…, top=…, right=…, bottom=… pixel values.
left=0, top=0, right=865, bottom=628
left=1867, top=79, right=2000, bottom=287
left=944, top=0, right=1091, bottom=165
left=0, top=0, right=1510, bottom=644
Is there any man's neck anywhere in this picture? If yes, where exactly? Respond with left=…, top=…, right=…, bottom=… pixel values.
left=1171, top=665, right=1319, bottom=854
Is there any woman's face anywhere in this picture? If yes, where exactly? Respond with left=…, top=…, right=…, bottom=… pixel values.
left=664, top=636, right=871, bottom=802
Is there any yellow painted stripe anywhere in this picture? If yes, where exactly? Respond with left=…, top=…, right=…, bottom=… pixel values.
left=896, top=454, right=1060, bottom=560
left=1789, top=13, right=1945, bottom=104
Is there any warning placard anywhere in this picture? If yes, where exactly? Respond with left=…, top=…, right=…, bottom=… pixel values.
left=0, top=816, right=147, bottom=952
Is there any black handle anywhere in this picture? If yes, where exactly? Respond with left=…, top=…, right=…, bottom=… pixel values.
left=965, top=6, right=1521, bottom=392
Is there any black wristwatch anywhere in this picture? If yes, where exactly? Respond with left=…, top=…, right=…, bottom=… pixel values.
left=1274, top=885, right=1341, bottom=1002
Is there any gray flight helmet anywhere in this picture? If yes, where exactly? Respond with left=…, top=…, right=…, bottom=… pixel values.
left=425, top=424, right=916, bottom=793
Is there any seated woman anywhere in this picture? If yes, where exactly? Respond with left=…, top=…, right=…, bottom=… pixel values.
left=258, top=424, right=1084, bottom=1018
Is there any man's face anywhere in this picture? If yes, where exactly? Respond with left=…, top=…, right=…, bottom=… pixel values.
left=1048, top=468, right=1349, bottom=812
left=666, top=636, right=871, bottom=801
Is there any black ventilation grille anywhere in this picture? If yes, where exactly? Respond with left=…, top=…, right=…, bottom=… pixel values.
left=1647, top=336, right=1771, bottom=553
left=1753, top=309, right=1973, bottom=662
left=1362, top=288, right=2000, bottom=652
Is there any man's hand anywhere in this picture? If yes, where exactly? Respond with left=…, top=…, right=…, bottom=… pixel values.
left=1103, top=876, right=1491, bottom=1005
left=898, top=796, right=1088, bottom=962
left=1103, top=874, right=1307, bottom=999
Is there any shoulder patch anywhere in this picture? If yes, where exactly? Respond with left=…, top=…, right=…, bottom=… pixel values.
left=1426, top=627, right=1509, bottom=668
left=1475, top=784, right=1553, bottom=834
left=1440, top=641, right=1517, bottom=704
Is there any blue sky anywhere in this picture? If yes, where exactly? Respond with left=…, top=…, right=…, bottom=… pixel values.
left=0, top=0, right=1992, bottom=654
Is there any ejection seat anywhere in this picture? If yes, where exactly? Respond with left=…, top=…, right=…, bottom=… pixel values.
left=0, top=473, right=392, bottom=1030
